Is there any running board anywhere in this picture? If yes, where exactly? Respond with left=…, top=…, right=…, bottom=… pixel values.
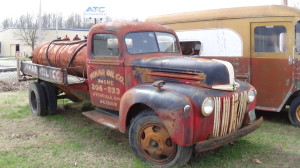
left=82, top=110, right=119, bottom=129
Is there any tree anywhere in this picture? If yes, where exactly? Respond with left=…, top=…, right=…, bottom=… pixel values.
left=290, top=0, right=300, bottom=8
left=42, top=13, right=63, bottom=28
left=65, top=13, right=83, bottom=28
left=1, top=12, right=141, bottom=52
left=13, top=14, right=40, bottom=51
left=1, top=18, right=14, bottom=29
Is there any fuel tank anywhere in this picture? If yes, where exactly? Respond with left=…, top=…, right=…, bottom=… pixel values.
left=32, top=38, right=87, bottom=77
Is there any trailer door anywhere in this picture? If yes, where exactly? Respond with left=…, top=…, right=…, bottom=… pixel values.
left=87, top=33, right=125, bottom=111
left=250, top=22, right=293, bottom=111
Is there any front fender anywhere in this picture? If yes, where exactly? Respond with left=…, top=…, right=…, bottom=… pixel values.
left=119, top=84, right=194, bottom=146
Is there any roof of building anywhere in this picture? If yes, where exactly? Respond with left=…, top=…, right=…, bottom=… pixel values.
left=146, top=5, right=300, bottom=24
left=0, top=27, right=89, bottom=33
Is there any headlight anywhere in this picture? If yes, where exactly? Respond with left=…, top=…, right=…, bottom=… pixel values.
left=202, top=97, right=214, bottom=116
left=247, top=89, right=257, bottom=103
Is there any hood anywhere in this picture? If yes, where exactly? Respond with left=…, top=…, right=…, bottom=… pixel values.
left=132, top=56, right=237, bottom=90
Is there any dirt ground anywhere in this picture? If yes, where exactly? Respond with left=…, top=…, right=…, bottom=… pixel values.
left=0, top=71, right=29, bottom=92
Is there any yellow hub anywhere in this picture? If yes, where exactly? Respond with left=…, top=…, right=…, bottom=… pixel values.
left=296, top=106, right=300, bottom=122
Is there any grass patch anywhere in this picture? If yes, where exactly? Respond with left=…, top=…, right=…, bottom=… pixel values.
left=0, top=91, right=299, bottom=167
left=0, top=150, right=27, bottom=168
left=44, top=115, right=65, bottom=122
left=0, top=90, right=29, bottom=119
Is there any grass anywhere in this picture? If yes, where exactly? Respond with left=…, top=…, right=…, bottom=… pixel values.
left=0, top=90, right=29, bottom=119
left=0, top=91, right=299, bottom=168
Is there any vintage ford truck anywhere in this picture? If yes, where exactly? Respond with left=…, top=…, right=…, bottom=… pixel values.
left=18, top=22, right=262, bottom=167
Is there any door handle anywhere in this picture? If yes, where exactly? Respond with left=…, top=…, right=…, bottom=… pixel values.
left=289, top=56, right=294, bottom=65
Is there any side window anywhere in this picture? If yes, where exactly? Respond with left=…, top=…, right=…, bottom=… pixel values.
left=156, top=32, right=179, bottom=53
left=254, top=26, right=287, bottom=53
left=296, top=21, right=300, bottom=54
left=93, top=34, right=119, bottom=57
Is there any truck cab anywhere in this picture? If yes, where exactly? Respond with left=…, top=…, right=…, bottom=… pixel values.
left=20, top=22, right=262, bottom=167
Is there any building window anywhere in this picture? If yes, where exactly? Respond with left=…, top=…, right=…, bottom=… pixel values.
left=16, top=44, right=20, bottom=52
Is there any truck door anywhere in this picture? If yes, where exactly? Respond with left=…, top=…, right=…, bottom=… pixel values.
left=86, top=33, right=125, bottom=111
left=250, top=22, right=293, bottom=111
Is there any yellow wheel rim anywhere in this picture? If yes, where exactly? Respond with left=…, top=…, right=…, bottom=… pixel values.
left=296, top=106, right=300, bottom=122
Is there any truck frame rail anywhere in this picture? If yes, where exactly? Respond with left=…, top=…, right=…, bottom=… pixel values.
left=19, top=61, right=85, bottom=85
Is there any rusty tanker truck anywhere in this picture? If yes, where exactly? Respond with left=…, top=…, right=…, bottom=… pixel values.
left=19, top=22, right=262, bottom=167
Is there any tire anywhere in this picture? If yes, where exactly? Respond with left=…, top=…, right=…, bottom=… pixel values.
left=40, top=81, right=57, bottom=115
left=289, top=97, right=300, bottom=127
left=129, top=109, right=193, bottom=167
left=29, top=82, right=47, bottom=116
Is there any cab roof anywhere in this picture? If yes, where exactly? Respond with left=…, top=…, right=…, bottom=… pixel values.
left=146, top=5, right=300, bottom=24
left=90, top=22, right=175, bottom=34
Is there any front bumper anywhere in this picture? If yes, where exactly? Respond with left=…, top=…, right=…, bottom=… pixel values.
left=195, top=117, right=263, bottom=152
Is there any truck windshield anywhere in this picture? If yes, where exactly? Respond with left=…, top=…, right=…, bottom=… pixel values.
left=296, top=21, right=300, bottom=54
left=125, top=32, right=179, bottom=54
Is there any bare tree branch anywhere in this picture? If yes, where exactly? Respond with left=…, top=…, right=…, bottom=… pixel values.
left=1, top=18, right=14, bottom=29
left=13, top=14, right=39, bottom=51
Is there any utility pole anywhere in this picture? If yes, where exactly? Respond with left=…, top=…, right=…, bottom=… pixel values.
left=38, top=0, right=42, bottom=44
left=282, top=0, right=288, bottom=6
left=56, top=10, right=58, bottom=38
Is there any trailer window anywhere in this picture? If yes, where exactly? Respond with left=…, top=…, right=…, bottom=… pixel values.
left=296, top=21, right=300, bottom=54
left=180, top=41, right=201, bottom=55
left=254, top=26, right=287, bottom=53
left=93, top=34, right=119, bottom=57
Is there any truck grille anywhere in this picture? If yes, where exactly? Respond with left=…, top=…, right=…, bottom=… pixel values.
left=212, top=91, right=248, bottom=137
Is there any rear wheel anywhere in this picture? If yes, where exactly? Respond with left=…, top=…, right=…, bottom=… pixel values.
left=40, top=81, right=57, bottom=115
left=129, top=109, right=193, bottom=167
left=289, top=97, right=300, bottom=127
left=29, top=82, right=47, bottom=116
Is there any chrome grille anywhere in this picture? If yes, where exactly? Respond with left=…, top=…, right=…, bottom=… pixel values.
left=212, top=91, right=248, bottom=137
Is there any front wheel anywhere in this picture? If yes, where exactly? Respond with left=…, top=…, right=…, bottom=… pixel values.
left=289, top=97, right=300, bottom=127
left=129, top=109, right=193, bottom=167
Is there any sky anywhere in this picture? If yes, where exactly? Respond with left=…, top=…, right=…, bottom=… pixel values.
left=0, top=0, right=296, bottom=23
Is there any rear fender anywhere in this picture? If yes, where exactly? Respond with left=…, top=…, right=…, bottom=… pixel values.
left=119, top=85, right=194, bottom=146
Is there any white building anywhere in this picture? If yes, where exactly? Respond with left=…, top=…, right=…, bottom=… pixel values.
left=0, top=28, right=89, bottom=57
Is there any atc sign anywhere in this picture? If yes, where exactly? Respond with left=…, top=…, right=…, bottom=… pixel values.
left=84, top=7, right=106, bottom=19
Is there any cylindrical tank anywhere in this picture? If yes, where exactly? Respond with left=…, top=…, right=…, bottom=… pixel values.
left=32, top=39, right=87, bottom=77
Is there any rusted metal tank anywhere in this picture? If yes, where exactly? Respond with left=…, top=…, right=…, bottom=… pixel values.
left=32, top=36, right=87, bottom=77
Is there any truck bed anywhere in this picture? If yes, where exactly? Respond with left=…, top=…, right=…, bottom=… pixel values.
left=20, top=61, right=85, bottom=85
